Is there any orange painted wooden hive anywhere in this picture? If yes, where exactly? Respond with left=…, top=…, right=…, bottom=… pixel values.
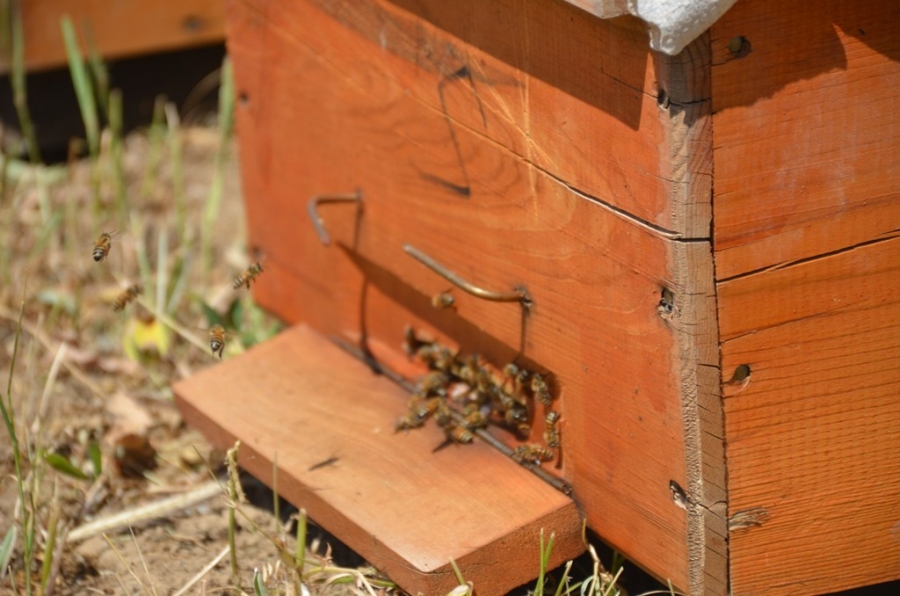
left=173, top=1, right=900, bottom=595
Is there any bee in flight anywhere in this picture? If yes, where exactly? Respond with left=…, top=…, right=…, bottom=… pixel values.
left=92, top=231, right=116, bottom=263
left=208, top=324, right=228, bottom=359
left=233, top=262, right=264, bottom=290
left=112, top=284, right=142, bottom=311
left=431, top=291, right=455, bottom=310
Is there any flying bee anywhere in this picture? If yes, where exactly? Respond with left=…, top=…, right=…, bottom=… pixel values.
left=444, top=423, right=474, bottom=444
left=531, top=373, right=553, bottom=407
left=544, top=411, right=561, bottom=448
left=431, top=291, right=455, bottom=310
left=92, top=231, right=116, bottom=263
left=208, top=324, right=228, bottom=359
left=233, top=262, right=264, bottom=290
left=512, top=444, right=554, bottom=466
left=112, top=284, right=142, bottom=311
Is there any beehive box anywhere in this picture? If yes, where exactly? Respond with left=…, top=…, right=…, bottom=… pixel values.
left=0, top=0, right=224, bottom=74
left=174, top=1, right=900, bottom=594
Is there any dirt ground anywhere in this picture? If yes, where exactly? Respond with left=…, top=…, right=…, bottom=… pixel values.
left=0, top=126, right=390, bottom=595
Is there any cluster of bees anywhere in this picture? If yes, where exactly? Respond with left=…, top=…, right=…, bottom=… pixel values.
left=93, top=231, right=264, bottom=358
left=397, top=327, right=562, bottom=468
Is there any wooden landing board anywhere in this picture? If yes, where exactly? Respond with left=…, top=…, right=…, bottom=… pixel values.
left=173, top=324, right=584, bottom=596
left=0, top=0, right=225, bottom=74
left=718, top=235, right=900, bottom=595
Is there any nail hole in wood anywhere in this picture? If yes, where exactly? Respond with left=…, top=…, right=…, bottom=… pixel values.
left=657, top=88, right=670, bottom=109
left=657, top=287, right=675, bottom=318
left=730, top=364, right=751, bottom=383
left=727, top=36, right=752, bottom=58
left=238, top=92, right=250, bottom=106
left=182, top=15, right=203, bottom=32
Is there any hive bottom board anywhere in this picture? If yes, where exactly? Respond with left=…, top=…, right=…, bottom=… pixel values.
left=173, top=324, right=584, bottom=595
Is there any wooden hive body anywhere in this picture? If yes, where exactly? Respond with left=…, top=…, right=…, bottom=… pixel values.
left=174, top=1, right=900, bottom=594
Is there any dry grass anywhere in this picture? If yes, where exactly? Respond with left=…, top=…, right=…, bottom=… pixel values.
left=0, top=16, right=644, bottom=596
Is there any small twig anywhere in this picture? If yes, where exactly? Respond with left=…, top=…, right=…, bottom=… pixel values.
left=30, top=341, right=67, bottom=437
left=0, top=305, right=104, bottom=399
left=172, top=546, right=229, bottom=596
left=67, top=480, right=221, bottom=543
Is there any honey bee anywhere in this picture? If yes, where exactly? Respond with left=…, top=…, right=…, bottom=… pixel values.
left=504, top=405, right=531, bottom=437
left=394, top=411, right=426, bottom=432
left=512, top=443, right=554, bottom=466
left=233, top=262, right=264, bottom=290
left=112, top=284, right=142, bottom=311
left=431, top=291, right=455, bottom=310
left=434, top=398, right=453, bottom=428
left=402, top=326, right=432, bottom=358
left=503, top=363, right=529, bottom=398
left=531, top=373, right=552, bottom=406
left=462, top=402, right=489, bottom=430
left=92, top=231, right=116, bottom=263
left=445, top=423, right=474, bottom=444
left=416, top=371, right=450, bottom=397
left=208, top=324, right=227, bottom=359
left=544, top=411, right=560, bottom=448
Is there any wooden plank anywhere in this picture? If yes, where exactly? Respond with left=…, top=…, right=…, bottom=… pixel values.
left=710, top=0, right=900, bottom=279
left=225, top=0, right=722, bottom=589
left=654, top=33, right=727, bottom=596
left=0, top=0, right=225, bottom=74
left=230, top=0, right=707, bottom=237
left=174, top=324, right=585, bottom=596
left=718, top=235, right=900, bottom=595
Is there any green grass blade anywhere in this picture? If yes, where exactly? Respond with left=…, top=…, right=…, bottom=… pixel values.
left=201, top=56, right=234, bottom=275
left=0, top=525, right=16, bottom=576
left=42, top=451, right=90, bottom=480
left=6, top=1, right=42, bottom=163
left=108, top=88, right=128, bottom=219
left=82, top=21, right=109, bottom=118
left=252, top=569, right=269, bottom=596
left=60, top=16, right=99, bottom=158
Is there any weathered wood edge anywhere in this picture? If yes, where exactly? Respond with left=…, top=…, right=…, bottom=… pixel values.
left=654, top=32, right=728, bottom=596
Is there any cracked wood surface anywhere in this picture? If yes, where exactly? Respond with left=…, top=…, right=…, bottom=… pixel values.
left=220, top=0, right=729, bottom=590
left=713, top=2, right=900, bottom=593
left=711, top=0, right=900, bottom=280
left=0, top=0, right=225, bottom=74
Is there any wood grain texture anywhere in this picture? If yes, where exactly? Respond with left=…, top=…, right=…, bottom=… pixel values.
left=718, top=235, right=900, bottom=595
left=710, top=0, right=900, bottom=279
left=0, top=0, right=224, bottom=74
left=174, top=325, right=584, bottom=596
left=240, top=0, right=710, bottom=237
left=654, top=33, right=727, bottom=596
left=227, top=0, right=702, bottom=587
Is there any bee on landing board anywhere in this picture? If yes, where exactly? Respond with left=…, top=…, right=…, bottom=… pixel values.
left=208, top=324, right=228, bottom=359
left=512, top=443, right=554, bottom=466
left=112, top=284, right=142, bottom=311
left=233, top=262, right=264, bottom=290
left=92, top=231, right=116, bottom=263
left=544, top=411, right=561, bottom=448
left=445, top=423, right=474, bottom=444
